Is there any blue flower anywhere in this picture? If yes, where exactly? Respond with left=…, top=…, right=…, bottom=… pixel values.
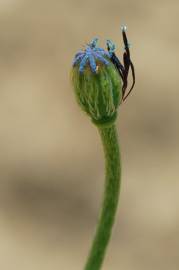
left=72, top=38, right=110, bottom=74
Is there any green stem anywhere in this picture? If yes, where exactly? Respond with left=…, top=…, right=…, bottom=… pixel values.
left=84, top=124, right=121, bottom=270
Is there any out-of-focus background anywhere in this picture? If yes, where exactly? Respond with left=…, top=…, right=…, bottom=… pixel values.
left=0, top=0, right=179, bottom=269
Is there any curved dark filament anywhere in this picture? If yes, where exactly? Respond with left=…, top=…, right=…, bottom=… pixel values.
left=121, top=29, right=135, bottom=101
left=109, top=52, right=124, bottom=81
left=107, top=29, right=135, bottom=102
left=122, top=60, right=135, bottom=101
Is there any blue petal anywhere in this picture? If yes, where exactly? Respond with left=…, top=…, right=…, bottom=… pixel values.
left=94, top=53, right=109, bottom=65
left=79, top=55, right=89, bottom=73
left=72, top=54, right=84, bottom=66
left=74, top=51, right=84, bottom=60
left=106, top=40, right=116, bottom=52
left=85, top=46, right=92, bottom=54
left=94, top=48, right=110, bottom=57
left=89, top=38, right=98, bottom=48
left=94, top=47, right=105, bottom=52
left=89, top=54, right=97, bottom=73
left=75, top=50, right=84, bottom=56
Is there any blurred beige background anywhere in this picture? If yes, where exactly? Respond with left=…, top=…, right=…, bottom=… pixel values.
left=0, top=0, right=179, bottom=269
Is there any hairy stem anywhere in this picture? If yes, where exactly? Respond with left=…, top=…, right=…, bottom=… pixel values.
left=84, top=124, right=121, bottom=270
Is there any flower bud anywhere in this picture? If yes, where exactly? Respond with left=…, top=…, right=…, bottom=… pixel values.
left=71, top=39, right=122, bottom=127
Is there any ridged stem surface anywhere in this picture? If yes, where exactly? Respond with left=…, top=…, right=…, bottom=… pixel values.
left=84, top=124, right=121, bottom=270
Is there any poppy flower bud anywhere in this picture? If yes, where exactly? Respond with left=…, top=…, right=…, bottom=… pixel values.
left=71, top=38, right=122, bottom=127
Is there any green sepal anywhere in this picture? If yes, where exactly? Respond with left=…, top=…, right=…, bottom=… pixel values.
left=71, top=61, right=122, bottom=126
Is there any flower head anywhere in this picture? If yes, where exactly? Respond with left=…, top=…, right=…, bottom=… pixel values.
left=71, top=26, right=135, bottom=127
left=71, top=38, right=122, bottom=127
left=72, top=38, right=110, bottom=74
